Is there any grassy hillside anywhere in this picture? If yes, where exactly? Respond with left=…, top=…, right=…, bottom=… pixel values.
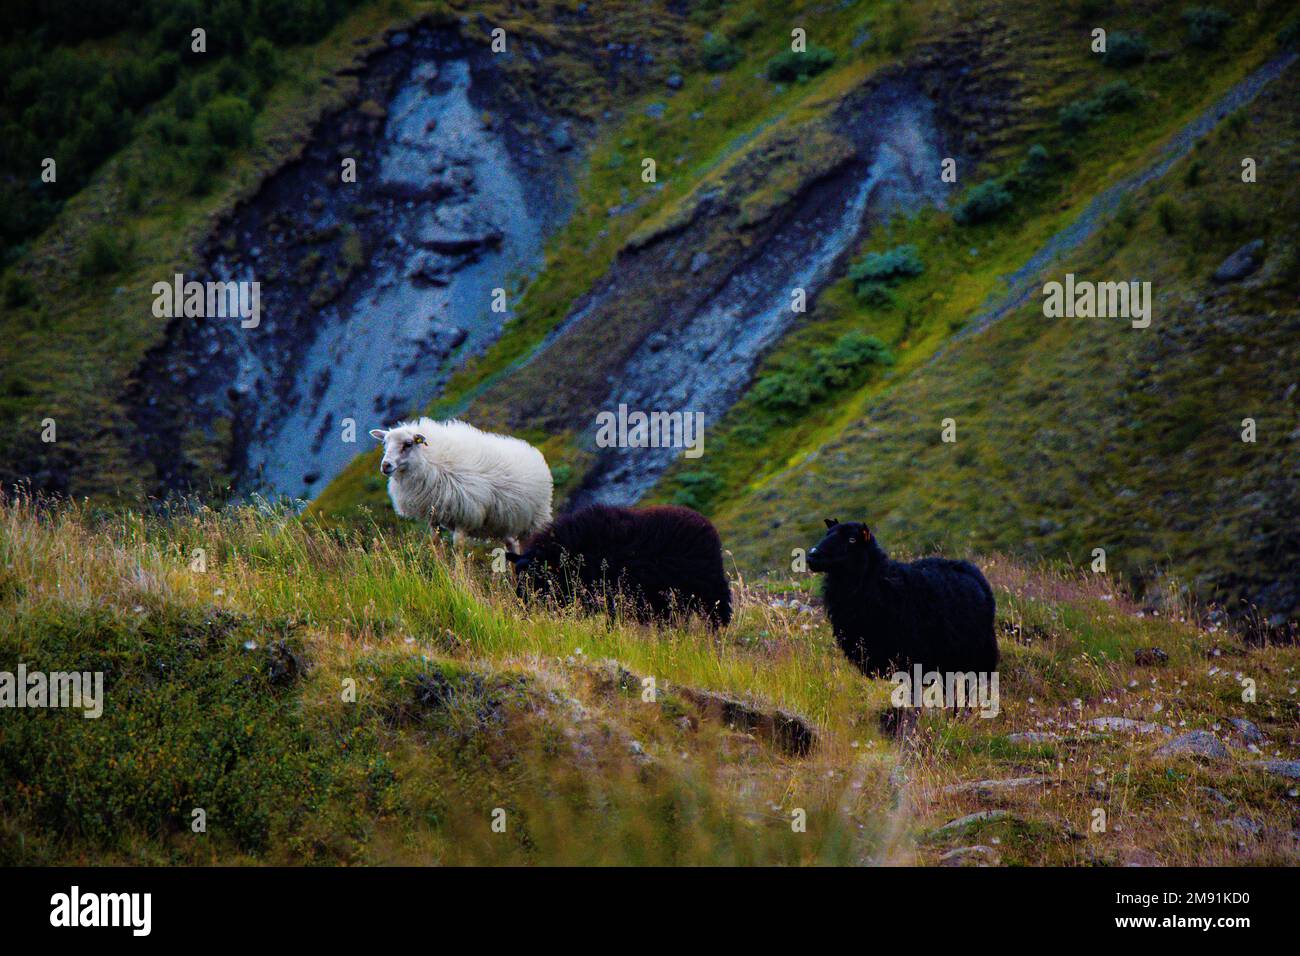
left=3, top=494, right=1297, bottom=865
left=708, top=52, right=1300, bottom=627
left=312, top=0, right=942, bottom=523
left=0, top=0, right=427, bottom=498
left=0, top=0, right=698, bottom=500
left=308, top=0, right=1298, bottom=626
left=1, top=0, right=1296, bottom=866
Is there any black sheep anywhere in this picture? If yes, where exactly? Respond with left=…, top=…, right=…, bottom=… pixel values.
left=806, top=519, right=998, bottom=678
left=508, top=504, right=732, bottom=628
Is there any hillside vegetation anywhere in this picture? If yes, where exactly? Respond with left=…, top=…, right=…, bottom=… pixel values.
left=1, top=0, right=1298, bottom=867
left=709, top=57, right=1300, bottom=628
left=2, top=495, right=1297, bottom=865
left=2, top=0, right=1295, bottom=624
left=317, top=0, right=1296, bottom=626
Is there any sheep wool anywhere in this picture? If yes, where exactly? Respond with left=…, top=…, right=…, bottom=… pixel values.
left=509, top=504, right=732, bottom=628
left=807, top=519, right=998, bottom=679
left=369, top=418, right=553, bottom=545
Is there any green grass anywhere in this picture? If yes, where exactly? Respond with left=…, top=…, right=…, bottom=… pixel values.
left=706, top=53, right=1298, bottom=626
left=4, top=493, right=1296, bottom=865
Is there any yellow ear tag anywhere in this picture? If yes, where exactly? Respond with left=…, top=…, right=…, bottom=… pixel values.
left=414, top=435, right=425, bottom=445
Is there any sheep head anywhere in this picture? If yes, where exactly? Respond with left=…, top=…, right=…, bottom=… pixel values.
left=370, top=424, right=428, bottom=477
left=807, top=520, right=875, bottom=572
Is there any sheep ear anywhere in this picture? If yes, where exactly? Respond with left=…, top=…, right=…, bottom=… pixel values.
left=824, top=518, right=838, bottom=529
left=369, top=429, right=386, bottom=441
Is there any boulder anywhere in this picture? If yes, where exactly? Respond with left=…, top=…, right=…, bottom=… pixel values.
left=1227, top=717, right=1265, bottom=746
left=943, top=776, right=1051, bottom=797
left=1248, top=759, right=1300, bottom=780
left=1155, top=730, right=1230, bottom=761
left=1007, top=731, right=1059, bottom=745
left=933, top=809, right=1009, bottom=835
left=1087, top=716, right=1169, bottom=735
left=939, top=845, right=1000, bottom=866
left=1211, top=239, right=1264, bottom=283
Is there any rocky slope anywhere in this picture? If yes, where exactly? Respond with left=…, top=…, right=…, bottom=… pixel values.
left=126, top=27, right=575, bottom=496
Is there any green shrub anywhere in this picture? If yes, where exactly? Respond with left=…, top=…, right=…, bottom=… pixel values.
left=0, top=0, right=360, bottom=261
left=115, top=52, right=180, bottom=109
left=1182, top=6, right=1232, bottom=49
left=751, top=331, right=894, bottom=413
left=1019, top=144, right=1051, bottom=178
left=751, top=370, right=819, bottom=412
left=217, top=59, right=253, bottom=95
left=1058, top=81, right=1140, bottom=131
left=1103, top=31, right=1149, bottom=67
left=765, top=45, right=835, bottom=82
left=78, top=227, right=133, bottom=277
left=1007, top=143, right=1058, bottom=192
left=248, top=37, right=281, bottom=87
left=700, top=36, right=742, bottom=72
left=953, top=180, right=1014, bottom=225
left=848, top=245, right=923, bottom=304
left=672, top=470, right=724, bottom=511
left=1095, top=80, right=1141, bottom=111
left=849, top=244, right=924, bottom=286
left=855, top=282, right=895, bottom=307
left=202, top=94, right=255, bottom=148
left=814, top=331, right=894, bottom=387
left=1154, top=195, right=1182, bottom=234
left=1058, top=99, right=1101, bottom=132
left=729, top=11, right=763, bottom=40
left=1194, top=198, right=1246, bottom=236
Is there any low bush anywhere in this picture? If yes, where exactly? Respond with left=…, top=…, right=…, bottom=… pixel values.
left=700, top=36, right=743, bottom=72
left=671, top=469, right=724, bottom=511
left=751, top=331, right=894, bottom=413
left=765, top=46, right=835, bottom=82
left=202, top=95, right=255, bottom=148
left=953, top=180, right=1014, bottom=225
left=1095, top=80, right=1141, bottom=111
left=1182, top=6, right=1233, bottom=50
left=1058, top=81, right=1141, bottom=132
left=849, top=244, right=924, bottom=286
left=1154, top=195, right=1182, bottom=234
left=78, top=227, right=133, bottom=277
left=1103, top=31, right=1149, bottom=67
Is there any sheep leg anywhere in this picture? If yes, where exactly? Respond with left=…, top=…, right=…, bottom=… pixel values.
left=452, top=529, right=465, bottom=549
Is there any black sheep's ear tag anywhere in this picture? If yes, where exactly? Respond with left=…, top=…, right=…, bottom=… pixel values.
left=824, top=518, right=839, bottom=529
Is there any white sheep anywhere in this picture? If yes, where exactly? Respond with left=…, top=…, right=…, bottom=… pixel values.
left=369, top=417, right=553, bottom=552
